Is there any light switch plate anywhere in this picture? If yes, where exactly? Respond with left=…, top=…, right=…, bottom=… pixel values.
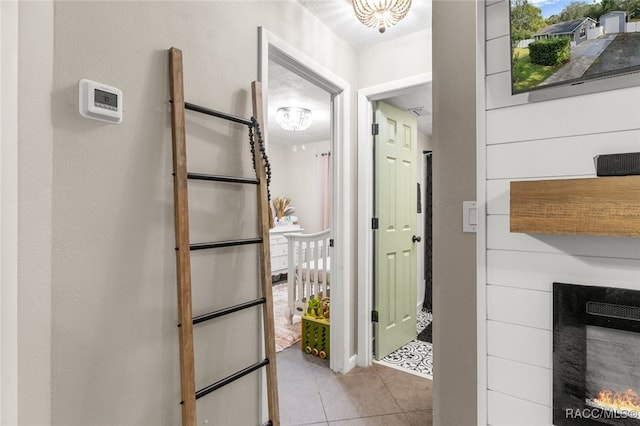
left=463, top=201, right=477, bottom=233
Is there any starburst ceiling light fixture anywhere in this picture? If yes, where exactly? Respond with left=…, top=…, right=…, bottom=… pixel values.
left=276, top=107, right=312, bottom=131
left=352, top=0, right=412, bottom=33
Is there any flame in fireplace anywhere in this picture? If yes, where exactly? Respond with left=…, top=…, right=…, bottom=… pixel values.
left=593, top=388, right=640, bottom=413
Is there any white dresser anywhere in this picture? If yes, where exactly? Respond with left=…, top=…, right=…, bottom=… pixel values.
left=269, top=225, right=303, bottom=279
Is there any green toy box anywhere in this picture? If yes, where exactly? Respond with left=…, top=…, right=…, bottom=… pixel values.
left=301, top=315, right=330, bottom=360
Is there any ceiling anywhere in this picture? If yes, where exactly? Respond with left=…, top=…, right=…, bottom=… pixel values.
left=267, top=0, right=432, bottom=147
left=268, top=61, right=332, bottom=147
left=299, top=0, right=431, bottom=50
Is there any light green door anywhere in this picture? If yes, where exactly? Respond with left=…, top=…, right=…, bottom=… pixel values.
left=374, top=101, right=418, bottom=360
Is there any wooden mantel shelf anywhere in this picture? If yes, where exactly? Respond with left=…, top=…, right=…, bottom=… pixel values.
left=510, top=176, right=640, bottom=237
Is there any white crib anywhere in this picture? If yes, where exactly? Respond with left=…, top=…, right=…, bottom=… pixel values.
left=284, top=229, right=331, bottom=324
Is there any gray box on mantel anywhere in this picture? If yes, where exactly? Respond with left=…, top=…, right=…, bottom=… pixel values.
left=594, top=152, right=640, bottom=176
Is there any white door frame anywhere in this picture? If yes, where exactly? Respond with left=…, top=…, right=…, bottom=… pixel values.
left=356, top=73, right=432, bottom=367
left=258, top=27, right=353, bottom=374
left=0, top=1, right=20, bottom=424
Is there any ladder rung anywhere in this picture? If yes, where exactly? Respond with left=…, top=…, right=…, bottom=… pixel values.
left=192, top=297, right=266, bottom=325
left=194, top=358, right=270, bottom=400
left=187, top=172, right=259, bottom=185
left=189, top=237, right=262, bottom=251
left=184, top=102, right=253, bottom=126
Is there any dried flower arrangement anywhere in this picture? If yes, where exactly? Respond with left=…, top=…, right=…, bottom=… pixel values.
left=273, top=197, right=295, bottom=219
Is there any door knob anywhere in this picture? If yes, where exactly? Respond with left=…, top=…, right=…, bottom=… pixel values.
left=412, top=235, right=421, bottom=243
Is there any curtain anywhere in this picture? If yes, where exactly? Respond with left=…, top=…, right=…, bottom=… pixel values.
left=318, top=153, right=331, bottom=230
left=422, top=152, right=433, bottom=312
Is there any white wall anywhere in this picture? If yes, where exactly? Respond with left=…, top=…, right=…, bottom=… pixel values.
left=269, top=141, right=331, bottom=233
left=1, top=2, right=20, bottom=425
left=481, top=1, right=640, bottom=424
left=358, top=29, right=432, bottom=88
left=17, top=2, right=54, bottom=425
left=18, top=1, right=357, bottom=424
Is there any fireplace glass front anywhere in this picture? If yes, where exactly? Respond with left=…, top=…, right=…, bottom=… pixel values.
left=554, top=283, right=640, bottom=426
left=586, top=325, right=640, bottom=424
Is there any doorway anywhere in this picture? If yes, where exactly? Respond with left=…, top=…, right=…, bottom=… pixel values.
left=258, top=27, right=352, bottom=374
left=370, top=97, right=434, bottom=379
left=266, top=58, right=333, bottom=354
left=356, top=74, right=433, bottom=369
left=371, top=101, right=419, bottom=361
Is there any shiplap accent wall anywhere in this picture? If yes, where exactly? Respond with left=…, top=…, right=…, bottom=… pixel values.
left=483, top=1, right=640, bottom=425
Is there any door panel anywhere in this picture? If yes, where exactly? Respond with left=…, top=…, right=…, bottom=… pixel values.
left=374, top=101, right=418, bottom=360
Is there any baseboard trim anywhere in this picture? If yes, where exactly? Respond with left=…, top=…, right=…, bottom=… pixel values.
left=347, top=354, right=358, bottom=372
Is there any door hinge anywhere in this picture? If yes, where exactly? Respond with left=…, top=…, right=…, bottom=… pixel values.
left=371, top=310, right=379, bottom=323
left=329, top=239, right=334, bottom=247
left=371, top=217, right=379, bottom=230
left=372, top=123, right=379, bottom=135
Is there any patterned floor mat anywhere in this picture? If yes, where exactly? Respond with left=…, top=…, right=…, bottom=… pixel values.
left=378, top=310, right=433, bottom=379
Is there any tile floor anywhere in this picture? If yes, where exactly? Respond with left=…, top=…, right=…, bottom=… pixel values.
left=379, top=311, right=433, bottom=378
left=276, top=345, right=433, bottom=425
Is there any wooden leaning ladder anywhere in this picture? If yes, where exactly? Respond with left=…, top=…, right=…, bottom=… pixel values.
left=168, top=47, right=279, bottom=426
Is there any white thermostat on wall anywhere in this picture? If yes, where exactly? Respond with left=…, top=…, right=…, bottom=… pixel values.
left=79, top=79, right=123, bottom=124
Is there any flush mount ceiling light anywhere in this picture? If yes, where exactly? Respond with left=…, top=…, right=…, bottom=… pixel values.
left=276, top=107, right=312, bottom=131
left=352, top=0, right=412, bottom=33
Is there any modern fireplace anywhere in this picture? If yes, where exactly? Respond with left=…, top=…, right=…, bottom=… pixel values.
left=554, top=283, right=640, bottom=425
